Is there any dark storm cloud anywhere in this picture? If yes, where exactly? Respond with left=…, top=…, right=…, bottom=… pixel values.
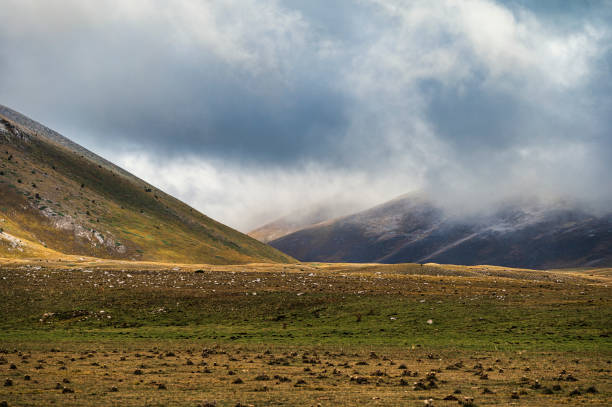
left=0, top=0, right=610, bottom=229
left=70, top=64, right=350, bottom=163
left=0, top=1, right=351, bottom=163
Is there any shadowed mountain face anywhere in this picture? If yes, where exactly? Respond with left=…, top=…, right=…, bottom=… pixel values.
left=0, top=105, right=294, bottom=264
left=269, top=195, right=612, bottom=268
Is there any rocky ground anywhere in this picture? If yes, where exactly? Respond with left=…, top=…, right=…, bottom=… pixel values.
left=0, top=260, right=610, bottom=406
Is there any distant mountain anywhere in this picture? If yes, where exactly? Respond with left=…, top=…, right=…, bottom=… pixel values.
left=0, top=104, right=294, bottom=264
left=249, top=201, right=361, bottom=243
left=269, top=194, right=612, bottom=268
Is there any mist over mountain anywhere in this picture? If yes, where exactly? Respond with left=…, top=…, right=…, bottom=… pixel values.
left=248, top=198, right=370, bottom=243
left=267, top=194, right=612, bottom=268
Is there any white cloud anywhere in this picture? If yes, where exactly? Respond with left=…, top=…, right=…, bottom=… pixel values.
left=359, top=0, right=605, bottom=91
left=111, top=151, right=415, bottom=231
left=334, top=0, right=611, bottom=216
left=1, top=0, right=311, bottom=75
left=163, top=0, right=310, bottom=75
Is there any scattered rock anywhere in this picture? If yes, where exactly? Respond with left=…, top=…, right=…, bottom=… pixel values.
left=62, top=387, right=74, bottom=394
left=586, top=386, right=598, bottom=394
left=569, top=388, right=581, bottom=396
left=158, top=383, right=167, bottom=390
left=110, top=386, right=118, bottom=392
left=542, top=387, right=554, bottom=394
left=459, top=397, right=475, bottom=406
left=511, top=391, right=519, bottom=399
left=350, top=376, right=369, bottom=384
left=413, top=376, right=438, bottom=390
left=425, top=371, right=438, bottom=381
left=232, top=378, right=244, bottom=384
left=446, top=362, right=464, bottom=370
left=3, top=379, right=12, bottom=387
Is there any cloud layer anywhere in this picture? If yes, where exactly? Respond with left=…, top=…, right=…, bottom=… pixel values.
left=1, top=0, right=611, bottom=230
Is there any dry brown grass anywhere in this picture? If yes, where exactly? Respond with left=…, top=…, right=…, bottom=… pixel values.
left=0, top=343, right=609, bottom=406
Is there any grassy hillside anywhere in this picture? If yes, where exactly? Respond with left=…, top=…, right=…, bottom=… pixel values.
left=0, top=105, right=294, bottom=264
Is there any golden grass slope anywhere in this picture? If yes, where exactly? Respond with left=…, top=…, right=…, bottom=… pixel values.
left=0, top=106, right=294, bottom=264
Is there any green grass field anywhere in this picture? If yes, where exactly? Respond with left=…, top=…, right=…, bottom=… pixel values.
left=0, top=260, right=610, bottom=406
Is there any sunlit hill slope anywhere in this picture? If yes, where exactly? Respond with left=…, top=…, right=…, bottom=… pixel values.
left=0, top=105, right=294, bottom=264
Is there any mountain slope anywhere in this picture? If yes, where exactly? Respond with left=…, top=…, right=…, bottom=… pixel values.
left=249, top=201, right=361, bottom=243
left=0, top=104, right=294, bottom=264
left=269, top=194, right=612, bottom=268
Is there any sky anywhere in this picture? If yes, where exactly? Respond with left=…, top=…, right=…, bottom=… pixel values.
left=1, top=0, right=611, bottom=231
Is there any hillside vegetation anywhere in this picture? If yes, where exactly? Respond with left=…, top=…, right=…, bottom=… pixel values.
left=0, top=105, right=293, bottom=264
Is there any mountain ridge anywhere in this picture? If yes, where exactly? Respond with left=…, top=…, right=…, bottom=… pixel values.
left=268, top=194, right=612, bottom=269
